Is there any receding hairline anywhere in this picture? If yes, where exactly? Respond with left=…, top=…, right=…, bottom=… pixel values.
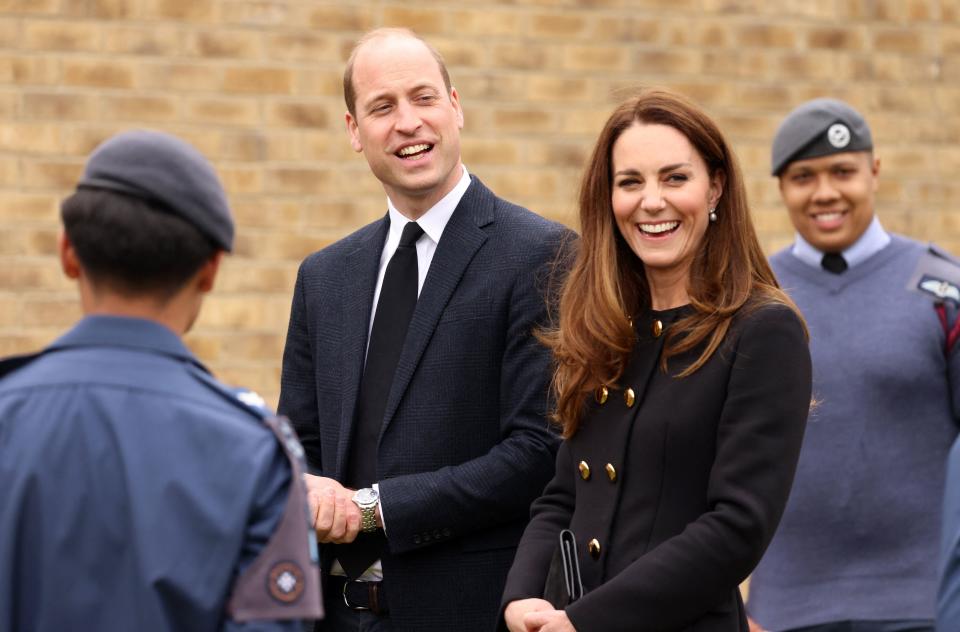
left=343, top=27, right=452, bottom=117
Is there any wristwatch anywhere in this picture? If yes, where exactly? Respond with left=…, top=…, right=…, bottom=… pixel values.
left=352, top=487, right=380, bottom=533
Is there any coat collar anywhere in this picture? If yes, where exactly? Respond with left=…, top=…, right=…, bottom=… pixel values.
left=48, top=315, right=204, bottom=368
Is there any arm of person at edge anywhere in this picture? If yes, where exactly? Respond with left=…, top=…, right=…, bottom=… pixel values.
left=506, top=306, right=811, bottom=631
left=279, top=230, right=569, bottom=551
left=223, top=432, right=303, bottom=631
left=948, top=307, right=960, bottom=425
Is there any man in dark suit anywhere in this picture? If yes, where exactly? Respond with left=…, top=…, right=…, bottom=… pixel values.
left=278, top=28, right=567, bottom=632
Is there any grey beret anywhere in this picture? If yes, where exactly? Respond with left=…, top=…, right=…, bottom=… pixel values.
left=771, top=98, right=873, bottom=176
left=78, top=129, right=234, bottom=251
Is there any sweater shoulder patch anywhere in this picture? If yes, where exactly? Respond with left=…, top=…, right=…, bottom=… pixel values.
left=908, top=245, right=960, bottom=306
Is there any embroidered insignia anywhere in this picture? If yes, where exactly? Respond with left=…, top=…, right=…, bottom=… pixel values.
left=237, top=390, right=266, bottom=409
left=267, top=561, right=305, bottom=604
left=919, top=275, right=960, bottom=303
left=827, top=123, right=851, bottom=148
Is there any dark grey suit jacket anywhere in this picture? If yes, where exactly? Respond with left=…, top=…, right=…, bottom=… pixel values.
left=279, top=176, right=568, bottom=631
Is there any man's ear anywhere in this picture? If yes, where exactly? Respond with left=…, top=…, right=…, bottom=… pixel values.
left=449, top=87, right=464, bottom=129
left=346, top=111, right=363, bottom=153
left=195, top=251, right=224, bottom=293
left=59, top=233, right=81, bottom=280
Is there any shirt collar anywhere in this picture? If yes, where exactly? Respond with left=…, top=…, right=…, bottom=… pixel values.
left=386, top=165, right=471, bottom=244
left=48, top=315, right=204, bottom=368
left=791, top=215, right=890, bottom=270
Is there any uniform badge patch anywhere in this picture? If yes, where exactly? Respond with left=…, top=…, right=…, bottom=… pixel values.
left=919, top=275, right=960, bottom=303
left=827, top=123, right=851, bottom=148
left=267, top=561, right=306, bottom=604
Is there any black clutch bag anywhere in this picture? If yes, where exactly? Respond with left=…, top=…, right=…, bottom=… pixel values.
left=542, top=529, right=583, bottom=608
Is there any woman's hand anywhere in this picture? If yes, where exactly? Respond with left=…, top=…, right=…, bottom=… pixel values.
left=504, top=598, right=553, bottom=632
left=523, top=608, right=576, bottom=632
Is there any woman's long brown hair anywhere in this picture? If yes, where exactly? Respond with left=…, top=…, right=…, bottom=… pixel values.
left=542, top=89, right=803, bottom=438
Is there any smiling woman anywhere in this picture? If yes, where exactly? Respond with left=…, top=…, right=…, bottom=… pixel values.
left=500, top=90, right=813, bottom=632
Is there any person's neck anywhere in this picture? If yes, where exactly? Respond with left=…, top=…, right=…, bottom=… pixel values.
left=78, top=280, right=200, bottom=336
left=388, top=164, right=463, bottom=220
left=646, top=266, right=690, bottom=311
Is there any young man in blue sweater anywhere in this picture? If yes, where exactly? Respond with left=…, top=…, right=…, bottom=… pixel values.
left=747, top=98, right=960, bottom=632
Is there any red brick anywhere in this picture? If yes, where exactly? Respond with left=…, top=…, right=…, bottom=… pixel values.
left=381, top=7, right=446, bottom=34
left=223, top=67, right=294, bottom=94
left=21, top=160, right=84, bottom=189
left=22, top=92, right=97, bottom=121
left=62, top=59, right=135, bottom=89
left=23, top=21, right=100, bottom=51
left=186, top=29, right=263, bottom=59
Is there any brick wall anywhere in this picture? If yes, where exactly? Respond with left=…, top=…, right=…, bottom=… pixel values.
left=1, top=0, right=957, bottom=405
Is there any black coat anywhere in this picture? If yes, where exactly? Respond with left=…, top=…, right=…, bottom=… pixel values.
left=279, top=177, right=568, bottom=632
left=501, top=302, right=812, bottom=632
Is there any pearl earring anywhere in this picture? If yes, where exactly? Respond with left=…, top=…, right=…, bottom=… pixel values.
left=708, top=208, right=718, bottom=223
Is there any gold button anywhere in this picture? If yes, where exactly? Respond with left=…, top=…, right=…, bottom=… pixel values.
left=605, top=463, right=617, bottom=482
left=624, top=387, right=635, bottom=408
left=578, top=460, right=591, bottom=480
left=588, top=538, right=601, bottom=558
left=595, top=385, right=608, bottom=405
left=652, top=319, right=663, bottom=338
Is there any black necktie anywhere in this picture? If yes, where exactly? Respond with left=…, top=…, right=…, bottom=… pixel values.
left=339, top=220, right=424, bottom=578
left=821, top=252, right=848, bottom=274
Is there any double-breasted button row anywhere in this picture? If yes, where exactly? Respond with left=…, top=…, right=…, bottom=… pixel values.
left=596, top=386, right=636, bottom=408
left=577, top=460, right=617, bottom=482
left=413, top=527, right=453, bottom=546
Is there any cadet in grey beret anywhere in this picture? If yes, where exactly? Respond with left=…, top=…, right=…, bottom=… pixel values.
left=750, top=96, right=960, bottom=632
left=78, top=129, right=234, bottom=251
left=770, top=98, right=873, bottom=176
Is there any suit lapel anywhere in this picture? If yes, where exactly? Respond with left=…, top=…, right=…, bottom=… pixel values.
left=378, top=177, right=496, bottom=440
left=335, top=215, right=389, bottom=481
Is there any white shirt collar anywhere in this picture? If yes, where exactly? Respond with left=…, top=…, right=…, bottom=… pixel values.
left=385, top=165, right=471, bottom=244
left=791, top=215, right=890, bottom=270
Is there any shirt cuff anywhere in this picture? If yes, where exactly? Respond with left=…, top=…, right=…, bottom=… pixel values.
left=373, top=483, right=386, bottom=535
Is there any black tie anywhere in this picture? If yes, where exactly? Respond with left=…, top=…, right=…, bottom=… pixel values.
left=339, top=220, right=424, bottom=578
left=821, top=252, right=848, bottom=274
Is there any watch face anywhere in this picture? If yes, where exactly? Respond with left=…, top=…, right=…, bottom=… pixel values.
left=354, top=487, right=379, bottom=505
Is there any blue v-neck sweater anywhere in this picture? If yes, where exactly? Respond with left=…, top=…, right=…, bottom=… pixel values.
left=749, top=234, right=960, bottom=629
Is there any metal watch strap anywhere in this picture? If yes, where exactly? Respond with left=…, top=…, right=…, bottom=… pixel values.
left=359, top=503, right=378, bottom=533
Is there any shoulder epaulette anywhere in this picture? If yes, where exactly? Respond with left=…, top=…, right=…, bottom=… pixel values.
left=909, top=244, right=960, bottom=355
left=907, top=245, right=960, bottom=306
left=0, top=352, right=43, bottom=380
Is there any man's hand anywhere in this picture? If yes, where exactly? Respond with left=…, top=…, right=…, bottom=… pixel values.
left=748, top=616, right=766, bottom=632
left=504, top=598, right=553, bottom=632
left=523, top=608, right=575, bottom=632
left=303, top=474, right=361, bottom=544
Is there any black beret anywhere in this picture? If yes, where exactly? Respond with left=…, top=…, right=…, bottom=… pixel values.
left=771, top=98, right=873, bottom=176
left=78, top=129, right=234, bottom=251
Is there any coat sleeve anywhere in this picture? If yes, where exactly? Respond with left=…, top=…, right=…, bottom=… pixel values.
left=938, top=439, right=960, bottom=628
left=376, top=229, right=568, bottom=555
left=566, top=305, right=812, bottom=632
left=277, top=263, right=323, bottom=475
left=223, top=435, right=304, bottom=632
left=500, top=441, right=577, bottom=606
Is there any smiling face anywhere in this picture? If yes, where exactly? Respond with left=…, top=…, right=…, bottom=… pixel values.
left=778, top=150, right=879, bottom=252
left=611, top=122, right=722, bottom=301
left=345, top=35, right=464, bottom=219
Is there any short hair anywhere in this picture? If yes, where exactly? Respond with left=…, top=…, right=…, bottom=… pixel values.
left=61, top=189, right=218, bottom=300
left=343, top=27, right=452, bottom=118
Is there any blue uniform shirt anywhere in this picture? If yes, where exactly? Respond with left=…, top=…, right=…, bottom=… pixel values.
left=0, top=315, right=302, bottom=632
